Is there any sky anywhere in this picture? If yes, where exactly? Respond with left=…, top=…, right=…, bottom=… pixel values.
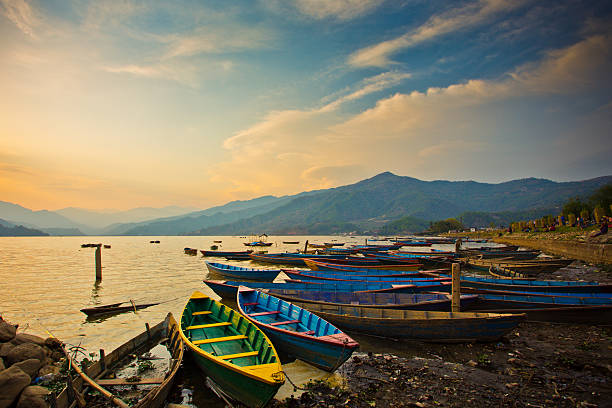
left=1, top=0, right=611, bottom=211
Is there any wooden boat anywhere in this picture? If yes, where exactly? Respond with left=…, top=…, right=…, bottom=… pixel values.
left=237, top=287, right=359, bottom=371
left=55, top=313, right=183, bottom=408
left=283, top=270, right=452, bottom=283
left=396, top=241, right=432, bottom=247
left=488, top=265, right=535, bottom=280
left=304, top=259, right=421, bottom=271
left=453, top=275, right=612, bottom=294
left=309, top=243, right=333, bottom=248
left=282, top=241, right=300, bottom=244
left=264, top=289, right=479, bottom=311
left=458, top=249, right=541, bottom=260
left=205, top=262, right=281, bottom=281
left=464, top=292, right=612, bottom=324
left=180, top=291, right=284, bottom=408
left=201, top=250, right=254, bottom=257
left=244, top=241, right=274, bottom=247
left=283, top=268, right=448, bottom=278
left=281, top=301, right=525, bottom=342
left=184, top=247, right=198, bottom=255
left=464, top=257, right=573, bottom=273
left=80, top=301, right=160, bottom=318
left=203, top=280, right=452, bottom=299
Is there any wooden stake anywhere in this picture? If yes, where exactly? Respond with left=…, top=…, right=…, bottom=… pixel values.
left=304, top=240, right=309, bottom=253
left=95, top=246, right=102, bottom=281
left=451, top=263, right=460, bottom=313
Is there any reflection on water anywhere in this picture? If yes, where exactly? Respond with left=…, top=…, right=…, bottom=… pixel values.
left=0, top=235, right=473, bottom=406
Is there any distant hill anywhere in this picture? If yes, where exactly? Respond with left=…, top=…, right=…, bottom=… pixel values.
left=0, top=201, right=85, bottom=230
left=55, top=206, right=199, bottom=229
left=42, top=227, right=86, bottom=236
left=192, top=173, right=612, bottom=235
left=0, top=218, right=48, bottom=236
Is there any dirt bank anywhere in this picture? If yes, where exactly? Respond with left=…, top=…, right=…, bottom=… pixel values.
left=273, top=321, right=612, bottom=407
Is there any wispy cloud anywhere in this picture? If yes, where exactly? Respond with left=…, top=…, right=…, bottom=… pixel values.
left=294, top=0, right=384, bottom=20
left=161, top=25, right=273, bottom=59
left=0, top=0, right=38, bottom=37
left=349, top=0, right=529, bottom=67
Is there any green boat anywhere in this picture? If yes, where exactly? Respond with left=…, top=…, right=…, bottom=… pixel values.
left=179, top=291, right=285, bottom=408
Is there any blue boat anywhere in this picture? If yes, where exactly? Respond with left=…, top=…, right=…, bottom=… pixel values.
left=203, top=280, right=451, bottom=299
left=283, top=270, right=451, bottom=283
left=237, top=286, right=359, bottom=371
left=285, top=267, right=444, bottom=278
left=450, top=275, right=612, bottom=294
left=265, top=289, right=479, bottom=311
left=205, top=262, right=281, bottom=281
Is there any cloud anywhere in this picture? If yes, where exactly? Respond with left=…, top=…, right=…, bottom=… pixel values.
left=161, top=26, right=273, bottom=59
left=349, top=0, right=529, bottom=67
left=0, top=0, right=38, bottom=37
left=294, top=0, right=384, bottom=20
left=209, top=32, right=612, bottom=195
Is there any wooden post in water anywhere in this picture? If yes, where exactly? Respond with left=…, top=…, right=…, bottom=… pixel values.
left=304, top=240, right=309, bottom=253
left=95, top=245, right=102, bottom=281
left=451, top=263, right=460, bottom=312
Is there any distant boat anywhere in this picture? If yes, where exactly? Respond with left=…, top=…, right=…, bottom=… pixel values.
left=80, top=300, right=160, bottom=317
left=282, top=241, right=300, bottom=244
left=184, top=247, right=198, bottom=255
left=206, top=262, right=281, bottom=281
left=201, top=250, right=253, bottom=257
left=179, top=291, right=284, bottom=408
left=244, top=241, right=273, bottom=247
left=237, top=287, right=359, bottom=371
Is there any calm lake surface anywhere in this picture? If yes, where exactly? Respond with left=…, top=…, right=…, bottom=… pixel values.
left=0, top=235, right=463, bottom=406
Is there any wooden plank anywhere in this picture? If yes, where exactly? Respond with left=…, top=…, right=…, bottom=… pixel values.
left=269, top=320, right=300, bottom=326
left=249, top=311, right=281, bottom=317
left=301, top=330, right=315, bottom=335
left=192, top=311, right=212, bottom=316
left=97, top=377, right=165, bottom=386
left=243, top=302, right=259, bottom=306
left=219, top=351, right=259, bottom=360
left=186, top=322, right=231, bottom=330
left=193, top=335, right=247, bottom=345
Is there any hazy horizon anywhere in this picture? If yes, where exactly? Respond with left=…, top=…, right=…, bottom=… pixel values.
left=2, top=1, right=611, bottom=211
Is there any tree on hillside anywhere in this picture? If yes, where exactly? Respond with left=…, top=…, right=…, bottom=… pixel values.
left=589, top=184, right=612, bottom=215
left=430, top=218, right=464, bottom=234
left=562, top=197, right=591, bottom=217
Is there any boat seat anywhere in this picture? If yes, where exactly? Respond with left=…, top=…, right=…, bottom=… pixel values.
left=192, top=311, right=212, bottom=316
left=186, top=322, right=231, bottom=330
left=193, top=335, right=247, bottom=345
left=219, top=351, right=259, bottom=360
left=243, top=302, right=259, bottom=306
left=249, top=311, right=281, bottom=317
left=269, top=320, right=300, bottom=326
left=301, top=330, right=315, bottom=335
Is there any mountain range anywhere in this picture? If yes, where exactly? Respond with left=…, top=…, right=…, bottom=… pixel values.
left=1, top=172, right=610, bottom=236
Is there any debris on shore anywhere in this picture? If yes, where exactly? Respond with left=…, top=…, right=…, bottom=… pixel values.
left=273, top=322, right=612, bottom=408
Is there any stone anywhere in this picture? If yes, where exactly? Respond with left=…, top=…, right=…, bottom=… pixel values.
left=7, top=343, right=46, bottom=366
left=0, top=366, right=31, bottom=408
left=0, top=322, right=16, bottom=343
left=16, top=385, right=51, bottom=408
left=11, top=333, right=46, bottom=347
left=0, top=343, right=14, bottom=358
left=13, top=358, right=42, bottom=379
left=38, top=364, right=60, bottom=377
left=44, top=337, right=62, bottom=350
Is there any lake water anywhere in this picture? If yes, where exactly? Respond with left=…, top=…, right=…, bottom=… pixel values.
left=7, top=235, right=451, bottom=405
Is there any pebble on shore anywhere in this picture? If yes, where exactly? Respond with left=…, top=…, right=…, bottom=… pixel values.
left=0, top=317, right=66, bottom=408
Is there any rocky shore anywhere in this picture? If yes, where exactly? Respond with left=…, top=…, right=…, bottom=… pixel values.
left=0, top=318, right=66, bottom=408
left=273, top=321, right=612, bottom=407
